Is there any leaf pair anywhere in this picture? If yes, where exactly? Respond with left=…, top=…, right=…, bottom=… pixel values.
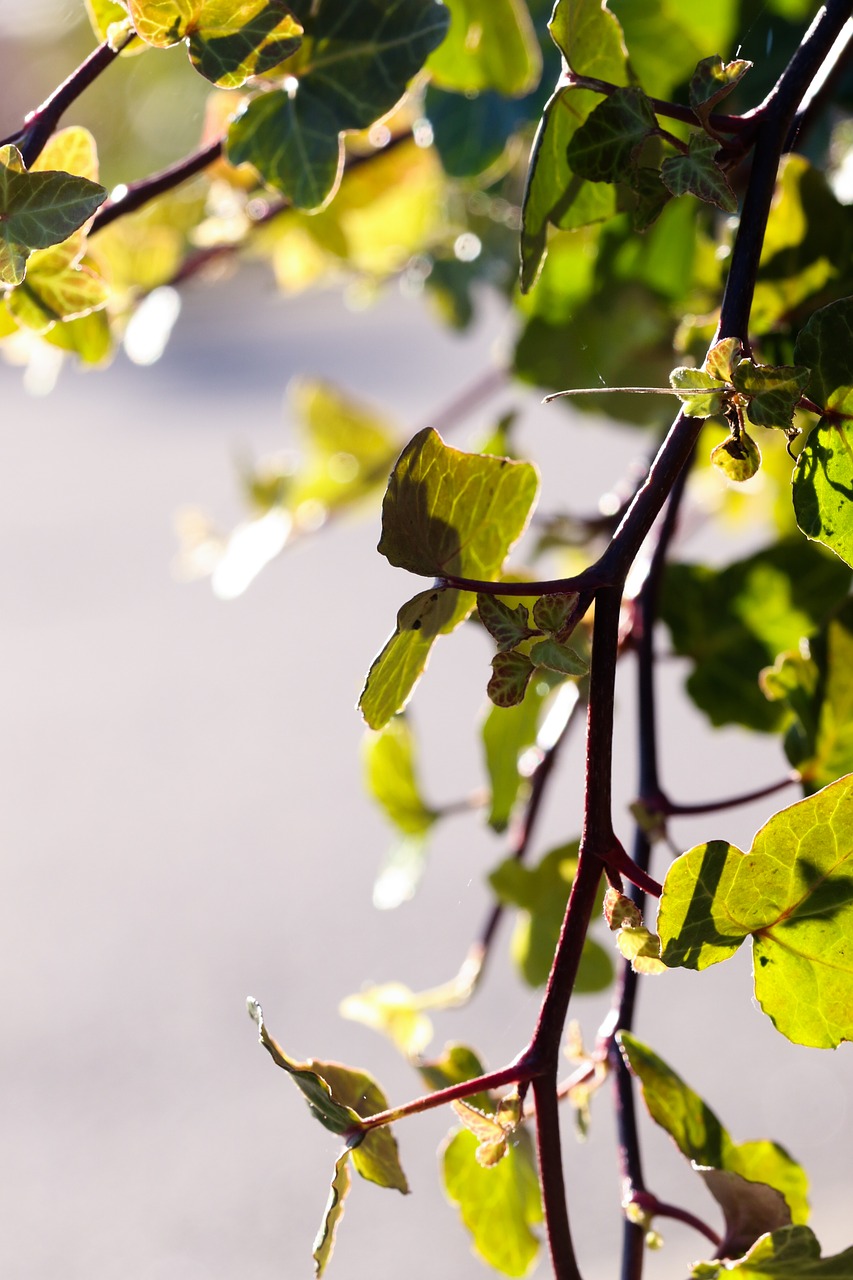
left=480, top=592, right=587, bottom=709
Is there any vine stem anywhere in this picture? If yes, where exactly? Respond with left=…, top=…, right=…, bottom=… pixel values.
left=648, top=773, right=798, bottom=817
left=92, top=136, right=225, bottom=232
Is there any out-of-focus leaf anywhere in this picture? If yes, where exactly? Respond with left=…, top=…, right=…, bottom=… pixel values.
left=442, top=1126, right=542, bottom=1277
left=312, top=1151, right=351, bottom=1279
left=661, top=132, right=737, bottom=213
left=619, top=1033, right=808, bottom=1233
left=657, top=773, right=853, bottom=1048
left=481, top=672, right=571, bottom=831
left=340, top=982, right=433, bottom=1058
left=490, top=842, right=612, bottom=990
left=761, top=601, right=853, bottom=792
left=85, top=0, right=145, bottom=52
left=692, top=1226, right=853, bottom=1278
left=793, top=298, right=853, bottom=567
left=362, top=716, right=436, bottom=837
left=127, top=0, right=303, bottom=86
left=372, top=834, right=431, bottom=910
left=608, top=0, right=738, bottom=100
left=427, top=0, right=542, bottom=96
left=710, top=433, right=761, bottom=482
left=660, top=541, right=851, bottom=731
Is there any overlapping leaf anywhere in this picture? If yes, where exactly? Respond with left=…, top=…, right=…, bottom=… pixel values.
left=0, top=145, right=106, bottom=286
left=657, top=773, right=853, bottom=1048
left=127, top=0, right=303, bottom=86
left=661, top=132, right=737, bottom=212
left=566, top=87, right=657, bottom=183
left=228, top=0, right=449, bottom=208
left=619, top=1033, right=808, bottom=1251
left=692, top=1226, right=853, bottom=1278
left=792, top=298, right=853, bottom=568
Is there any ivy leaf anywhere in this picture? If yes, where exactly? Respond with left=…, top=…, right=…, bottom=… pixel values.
left=489, top=842, right=613, bottom=990
left=532, top=592, right=579, bottom=636
left=0, top=145, right=106, bottom=286
left=127, top=0, right=303, bottom=87
left=705, top=336, right=743, bottom=382
left=362, top=716, right=436, bottom=837
left=359, top=586, right=469, bottom=729
left=615, top=925, right=666, bottom=975
left=669, top=364, right=729, bottom=417
left=761, top=600, right=853, bottom=792
left=312, top=1151, right=351, bottom=1279
left=792, top=298, right=853, bottom=567
left=339, top=982, right=433, bottom=1058
left=661, top=132, right=737, bottom=213
left=657, top=772, right=853, bottom=1048
left=451, top=1098, right=519, bottom=1167
left=692, top=1226, right=853, bottom=1278
left=378, top=428, right=539, bottom=579
left=731, top=360, right=810, bottom=431
left=529, top=638, right=588, bottom=676
left=488, top=650, right=535, bottom=708
left=520, top=0, right=629, bottom=289
left=481, top=672, right=571, bottom=831
left=7, top=234, right=109, bottom=333
left=710, top=432, right=761, bottom=483
left=618, top=1033, right=808, bottom=1235
left=427, top=0, right=542, bottom=97
left=477, top=594, right=537, bottom=651
left=607, top=0, right=737, bottom=101
left=689, top=55, right=752, bottom=128
left=227, top=0, right=449, bottom=208
left=85, top=0, right=145, bottom=52
left=660, top=540, right=851, bottom=732
left=566, top=86, right=658, bottom=183
left=442, top=1126, right=542, bottom=1277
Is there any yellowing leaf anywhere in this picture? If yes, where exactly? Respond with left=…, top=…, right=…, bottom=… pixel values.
left=339, top=982, right=433, bottom=1058
left=312, top=1151, right=351, bottom=1279
left=442, top=1126, right=542, bottom=1276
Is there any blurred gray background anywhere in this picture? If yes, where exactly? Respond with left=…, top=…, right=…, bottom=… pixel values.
left=0, top=3, right=851, bottom=1277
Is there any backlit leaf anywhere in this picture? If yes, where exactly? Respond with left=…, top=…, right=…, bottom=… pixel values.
left=481, top=673, right=573, bottom=831
left=608, top=0, right=738, bottom=101
left=731, top=360, right=810, bottom=431
left=85, top=0, right=145, bottom=52
left=710, top=433, right=761, bottom=483
left=661, top=132, right=737, bottom=213
left=692, top=1226, right=853, bottom=1278
left=529, top=638, right=588, bottom=676
left=378, top=428, right=538, bottom=579
left=792, top=299, right=853, bottom=567
left=689, top=55, right=752, bottom=127
left=442, top=1126, right=542, bottom=1277
left=0, top=145, right=106, bottom=286
left=657, top=773, right=853, bottom=1048
left=315, top=1060, right=408, bottom=1193
left=616, top=925, right=666, bottom=975
left=660, top=541, right=851, bottom=732
left=669, top=364, right=727, bottom=416
left=8, top=235, right=109, bottom=333
left=618, top=1033, right=808, bottom=1230
left=532, top=592, right=579, bottom=636
left=478, top=594, right=536, bottom=651
left=362, top=716, right=436, bottom=837
left=427, top=0, right=542, bottom=97
left=127, top=0, right=303, bottom=86
left=312, top=1151, right=351, bottom=1279
left=488, top=650, right=535, bottom=708
left=339, top=982, right=433, bottom=1058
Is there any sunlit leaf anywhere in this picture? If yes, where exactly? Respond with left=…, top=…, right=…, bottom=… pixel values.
left=8, top=234, right=109, bottom=333
left=312, top=1151, right=351, bottom=1279
left=0, top=144, right=106, bottom=286
left=689, top=55, right=752, bottom=127
left=710, top=433, right=761, bottom=483
left=661, top=132, right=737, bottom=213
left=731, top=360, right=810, bottom=431
left=566, top=86, right=657, bottom=183
left=362, top=716, right=436, bottom=837
left=315, top=1060, right=408, bottom=1193
left=608, top=0, right=738, bottom=100
left=418, top=1043, right=492, bottom=1113
left=618, top=1033, right=808, bottom=1233
left=616, top=925, right=666, bottom=975
left=478, top=594, right=537, bottom=652
left=85, top=0, right=145, bottom=52
left=442, top=1126, right=542, bottom=1277
left=657, top=773, right=853, bottom=1048
left=340, top=982, right=433, bottom=1058
left=427, top=0, right=542, bottom=96
left=532, top=592, right=579, bottom=636
left=692, top=1226, right=853, bottom=1278
left=669, top=364, right=728, bottom=416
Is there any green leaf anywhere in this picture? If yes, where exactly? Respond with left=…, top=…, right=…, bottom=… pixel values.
left=359, top=587, right=470, bottom=730
left=529, top=638, right=588, bottom=676
left=488, top=650, right=535, bottom=707
left=417, top=1043, right=492, bottom=1113
left=710, top=433, right=761, bottom=483
left=689, top=55, right=752, bottom=127
left=127, top=0, right=303, bottom=86
left=378, top=428, right=539, bottom=579
left=669, top=364, right=729, bottom=417
left=489, top=842, right=613, bottom=990
left=532, top=592, right=579, bottom=636
left=314, top=1060, right=409, bottom=1193
left=312, top=1151, right=351, bottom=1279
left=792, top=298, right=853, bottom=567
left=761, top=600, right=853, bottom=792
left=477, top=594, right=536, bottom=651
left=339, top=982, right=433, bottom=1058
left=661, top=132, right=737, bottom=213
left=227, top=0, right=449, bottom=207
left=692, top=1226, right=853, bottom=1278
left=0, top=145, right=106, bottom=287
left=615, top=925, right=666, bottom=975
left=85, top=0, right=145, bottom=52
left=608, top=0, right=738, bottom=101
left=660, top=541, right=851, bottom=732
left=566, top=87, right=658, bottom=183
left=362, top=716, right=436, bottom=837
left=427, top=0, right=542, bottom=96
left=442, top=1126, right=542, bottom=1277
left=618, top=1033, right=808, bottom=1233
left=731, top=360, right=810, bottom=431
left=519, top=0, right=629, bottom=289
left=8, top=234, right=109, bottom=333
left=657, top=772, right=853, bottom=1048
left=481, top=672, right=569, bottom=831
